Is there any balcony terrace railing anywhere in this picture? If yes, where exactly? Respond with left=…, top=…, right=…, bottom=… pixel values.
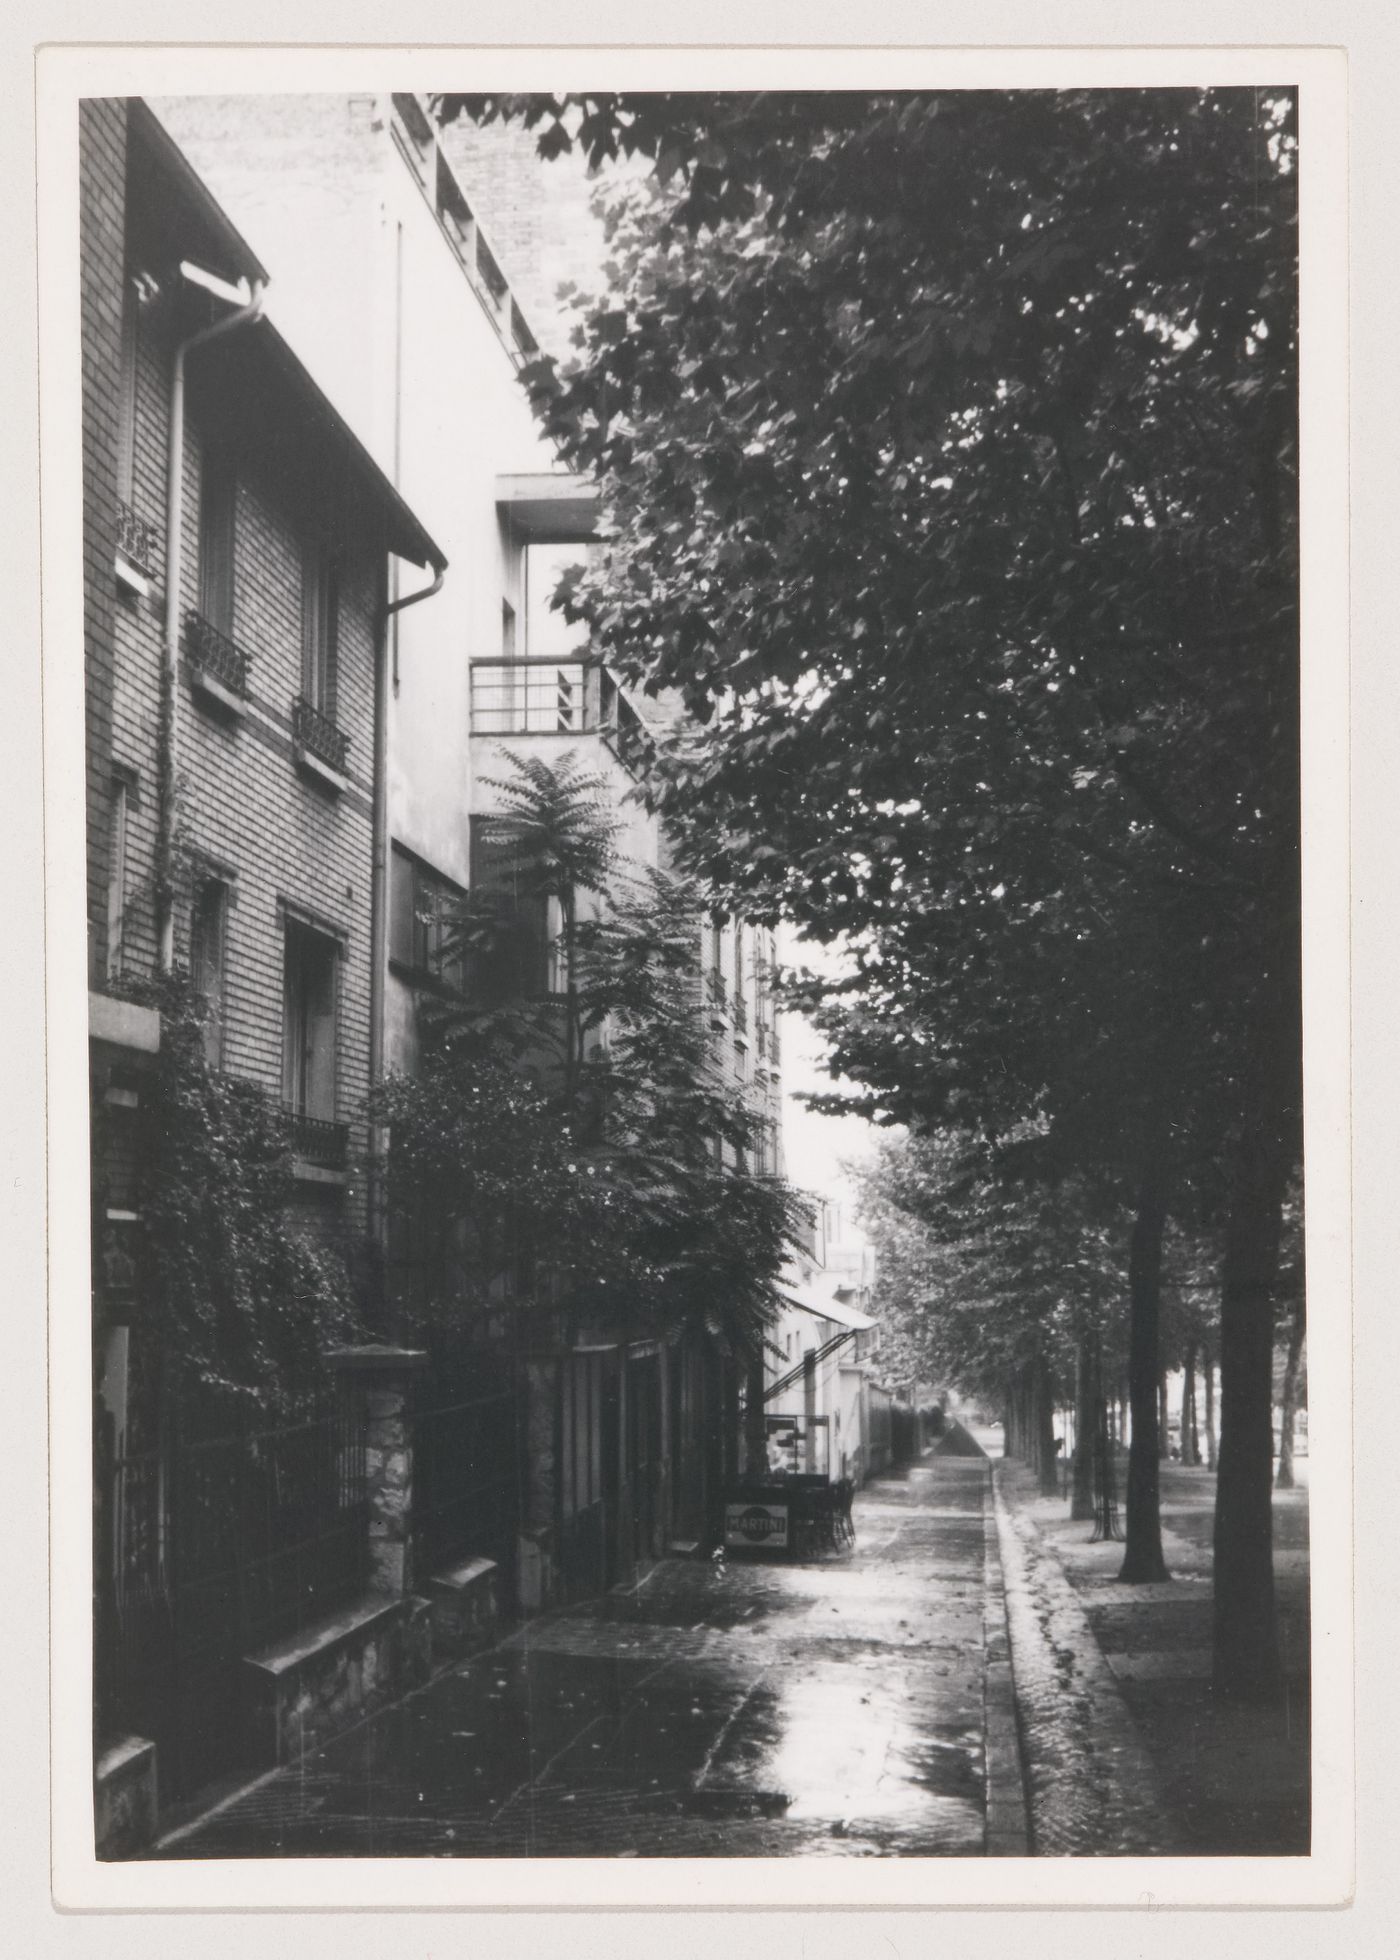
left=185, top=610, right=250, bottom=697
left=471, top=658, right=591, bottom=735
left=471, top=658, right=654, bottom=777
left=292, top=695, right=351, bottom=774
left=288, top=1112, right=349, bottom=1169
left=117, top=500, right=159, bottom=578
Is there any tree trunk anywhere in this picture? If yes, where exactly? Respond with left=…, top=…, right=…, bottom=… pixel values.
left=1071, top=1332, right=1097, bottom=1521
left=743, top=1353, right=767, bottom=1478
left=1213, top=1122, right=1292, bottom=1700
left=1181, top=1342, right=1198, bottom=1467
left=1035, top=1353, right=1059, bottom=1496
left=1157, top=1371, right=1171, bottom=1459
left=1204, top=1343, right=1218, bottom=1470
left=1275, top=1297, right=1306, bottom=1490
left=1119, top=1164, right=1170, bottom=1583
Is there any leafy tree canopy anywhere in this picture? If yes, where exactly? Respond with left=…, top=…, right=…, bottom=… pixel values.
left=441, top=89, right=1299, bottom=1205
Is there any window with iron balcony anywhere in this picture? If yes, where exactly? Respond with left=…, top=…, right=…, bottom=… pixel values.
left=186, top=610, right=251, bottom=699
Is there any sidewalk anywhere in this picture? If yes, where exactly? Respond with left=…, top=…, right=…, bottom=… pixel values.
left=156, top=1454, right=1017, bottom=1860
left=992, top=1448, right=1310, bottom=1855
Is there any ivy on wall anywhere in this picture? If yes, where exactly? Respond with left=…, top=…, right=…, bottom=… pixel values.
left=126, top=976, right=365, bottom=1405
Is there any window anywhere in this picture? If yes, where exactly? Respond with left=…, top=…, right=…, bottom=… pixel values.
left=467, top=820, right=552, bottom=1003
left=392, top=93, right=434, bottom=175
left=116, top=277, right=139, bottom=506
left=282, top=921, right=338, bottom=1122
left=436, top=153, right=474, bottom=256
left=198, top=449, right=236, bottom=634
left=189, top=878, right=229, bottom=1068
left=105, top=778, right=129, bottom=981
left=301, top=543, right=339, bottom=719
left=390, top=846, right=464, bottom=991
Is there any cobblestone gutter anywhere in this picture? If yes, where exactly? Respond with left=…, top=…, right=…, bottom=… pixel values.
left=991, top=1465, right=1186, bottom=1856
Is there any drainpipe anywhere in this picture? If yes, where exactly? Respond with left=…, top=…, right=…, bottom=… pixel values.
left=157, top=275, right=267, bottom=973
left=367, top=560, right=446, bottom=1322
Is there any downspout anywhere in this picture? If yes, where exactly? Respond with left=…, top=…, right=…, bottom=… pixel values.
left=157, top=277, right=266, bottom=973
left=368, top=559, right=446, bottom=1323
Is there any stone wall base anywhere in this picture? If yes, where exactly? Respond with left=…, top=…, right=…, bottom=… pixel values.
left=95, top=1734, right=158, bottom=1858
left=243, top=1592, right=434, bottom=1770
left=426, top=1555, right=500, bottom=1661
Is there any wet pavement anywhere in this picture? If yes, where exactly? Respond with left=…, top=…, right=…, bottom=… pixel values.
left=158, top=1456, right=1004, bottom=1859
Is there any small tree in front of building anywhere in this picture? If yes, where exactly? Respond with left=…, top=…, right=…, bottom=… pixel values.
left=374, top=751, right=807, bottom=1359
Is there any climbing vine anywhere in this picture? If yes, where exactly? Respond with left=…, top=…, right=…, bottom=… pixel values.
left=129, top=974, right=364, bottom=1405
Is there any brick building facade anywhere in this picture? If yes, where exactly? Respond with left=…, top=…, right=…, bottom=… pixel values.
left=84, top=99, right=444, bottom=1822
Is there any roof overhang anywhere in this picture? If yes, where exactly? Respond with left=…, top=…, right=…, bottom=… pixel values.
left=128, top=99, right=270, bottom=288
left=778, top=1282, right=876, bottom=1334
left=189, top=321, right=447, bottom=572
left=496, top=473, right=599, bottom=544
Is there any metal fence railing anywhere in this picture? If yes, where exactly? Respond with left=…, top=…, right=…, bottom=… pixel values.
left=96, top=1375, right=368, bottom=1803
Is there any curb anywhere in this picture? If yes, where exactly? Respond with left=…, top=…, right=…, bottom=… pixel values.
left=981, top=1462, right=1031, bottom=1856
left=990, top=1461, right=1186, bottom=1856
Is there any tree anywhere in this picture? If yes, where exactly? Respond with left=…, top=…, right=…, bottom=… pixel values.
left=852, top=1128, right=1128, bottom=1499
left=439, top=87, right=1301, bottom=1695
left=374, top=752, right=806, bottom=1360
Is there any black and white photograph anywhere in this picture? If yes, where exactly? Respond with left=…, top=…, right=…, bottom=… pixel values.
left=33, top=34, right=1356, bottom=1916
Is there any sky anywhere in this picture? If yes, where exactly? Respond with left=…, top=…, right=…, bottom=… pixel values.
left=776, top=931, right=881, bottom=1248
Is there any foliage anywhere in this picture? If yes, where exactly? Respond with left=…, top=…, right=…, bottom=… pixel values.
left=375, top=752, right=807, bottom=1357
left=131, top=976, right=362, bottom=1405
left=462, top=90, right=1298, bottom=1195
left=441, top=91, right=1302, bottom=1681
left=852, top=1128, right=1129, bottom=1405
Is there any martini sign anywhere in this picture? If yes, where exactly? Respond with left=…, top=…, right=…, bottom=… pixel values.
left=725, top=1501, right=789, bottom=1551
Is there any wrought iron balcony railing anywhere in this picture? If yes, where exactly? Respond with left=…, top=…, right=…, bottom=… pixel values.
left=185, top=610, right=250, bottom=697
left=117, top=500, right=158, bottom=578
left=287, top=1111, right=349, bottom=1170
left=292, top=695, right=351, bottom=774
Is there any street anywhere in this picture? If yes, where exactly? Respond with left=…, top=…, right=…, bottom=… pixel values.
left=159, top=1453, right=1015, bottom=1859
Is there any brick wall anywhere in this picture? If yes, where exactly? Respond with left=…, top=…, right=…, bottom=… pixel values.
left=80, top=100, right=128, bottom=983
left=89, top=116, right=383, bottom=1244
